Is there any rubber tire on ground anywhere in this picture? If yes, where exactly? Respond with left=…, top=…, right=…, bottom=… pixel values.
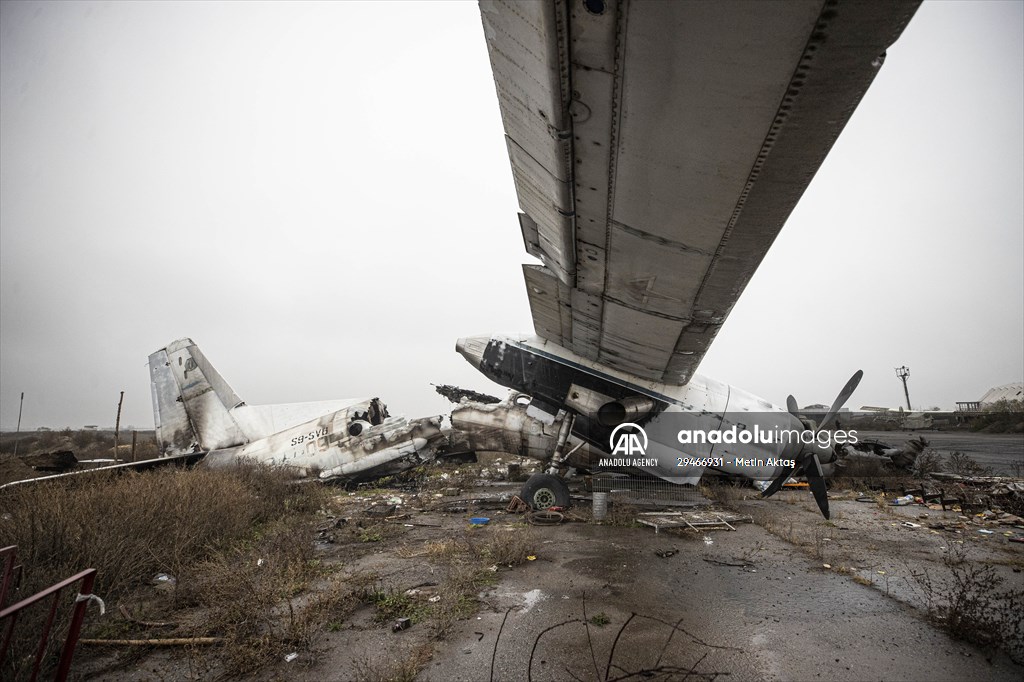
left=521, top=473, right=571, bottom=509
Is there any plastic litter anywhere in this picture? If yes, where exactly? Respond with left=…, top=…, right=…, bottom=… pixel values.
left=151, top=573, right=176, bottom=591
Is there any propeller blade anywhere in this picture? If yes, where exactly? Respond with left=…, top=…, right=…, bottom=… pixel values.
left=786, top=395, right=799, bottom=416
left=805, top=454, right=831, bottom=519
left=816, top=370, right=864, bottom=434
left=760, top=464, right=794, bottom=499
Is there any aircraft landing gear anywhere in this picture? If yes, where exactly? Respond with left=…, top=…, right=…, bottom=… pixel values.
left=521, top=472, right=571, bottom=509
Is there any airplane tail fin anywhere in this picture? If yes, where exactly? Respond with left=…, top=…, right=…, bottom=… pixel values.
left=148, top=339, right=249, bottom=455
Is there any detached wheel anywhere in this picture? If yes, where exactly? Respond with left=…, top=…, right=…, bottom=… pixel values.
left=521, top=473, right=571, bottom=509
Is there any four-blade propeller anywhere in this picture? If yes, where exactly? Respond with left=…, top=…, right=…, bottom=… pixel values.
left=760, top=370, right=863, bottom=519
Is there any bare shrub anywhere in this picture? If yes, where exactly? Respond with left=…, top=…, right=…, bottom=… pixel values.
left=351, top=641, right=433, bottom=682
left=909, top=546, right=1024, bottom=662
left=945, top=451, right=992, bottom=477
left=913, top=448, right=944, bottom=477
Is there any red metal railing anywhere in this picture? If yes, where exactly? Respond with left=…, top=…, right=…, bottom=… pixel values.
left=0, top=546, right=100, bottom=682
left=0, top=545, right=18, bottom=610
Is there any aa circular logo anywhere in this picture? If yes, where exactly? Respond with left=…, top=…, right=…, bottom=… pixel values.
left=609, top=422, right=648, bottom=456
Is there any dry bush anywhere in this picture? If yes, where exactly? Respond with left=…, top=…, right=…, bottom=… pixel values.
left=0, top=464, right=326, bottom=680
left=913, top=448, right=944, bottom=477
left=466, top=526, right=535, bottom=567
left=351, top=641, right=433, bottom=682
left=945, top=451, right=992, bottom=477
left=603, top=500, right=644, bottom=527
left=701, top=479, right=750, bottom=507
left=909, top=546, right=1024, bottom=662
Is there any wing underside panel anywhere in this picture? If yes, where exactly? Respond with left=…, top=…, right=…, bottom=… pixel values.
left=481, top=0, right=920, bottom=384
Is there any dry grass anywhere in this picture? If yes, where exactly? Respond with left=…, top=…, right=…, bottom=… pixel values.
left=351, top=641, right=433, bottom=682
left=368, top=525, right=535, bottom=641
left=465, top=526, right=535, bottom=567
left=0, top=464, right=329, bottom=679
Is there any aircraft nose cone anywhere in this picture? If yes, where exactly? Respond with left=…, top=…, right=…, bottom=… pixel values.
left=455, top=336, right=490, bottom=369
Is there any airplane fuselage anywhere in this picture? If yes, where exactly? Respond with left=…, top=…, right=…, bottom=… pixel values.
left=457, top=335, right=841, bottom=483
left=201, top=399, right=444, bottom=482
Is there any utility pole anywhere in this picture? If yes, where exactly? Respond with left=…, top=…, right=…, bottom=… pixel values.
left=13, top=392, right=24, bottom=457
left=114, top=391, right=124, bottom=461
left=895, top=366, right=911, bottom=410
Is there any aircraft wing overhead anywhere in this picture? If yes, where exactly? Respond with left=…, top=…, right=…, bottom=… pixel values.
left=480, top=0, right=919, bottom=384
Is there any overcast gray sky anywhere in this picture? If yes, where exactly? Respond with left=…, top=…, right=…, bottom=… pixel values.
left=1, top=0, right=1022, bottom=431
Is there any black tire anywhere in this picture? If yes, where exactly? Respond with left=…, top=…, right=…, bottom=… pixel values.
left=521, top=473, right=571, bottom=509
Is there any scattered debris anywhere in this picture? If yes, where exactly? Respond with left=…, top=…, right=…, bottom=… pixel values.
left=506, top=495, right=529, bottom=513
left=151, top=573, right=176, bottom=591
left=838, top=436, right=929, bottom=471
left=364, top=503, right=398, bottom=517
left=654, top=548, right=678, bottom=558
left=118, top=604, right=176, bottom=629
left=80, top=638, right=223, bottom=647
left=638, top=510, right=748, bottom=534
left=20, top=450, right=77, bottom=473
left=527, top=511, right=564, bottom=526
left=392, top=618, right=412, bottom=632
left=433, top=384, right=502, bottom=405
left=284, top=652, right=299, bottom=663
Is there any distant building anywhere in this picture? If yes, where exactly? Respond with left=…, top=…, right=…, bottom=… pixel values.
left=956, top=382, right=1023, bottom=412
left=83, top=425, right=99, bottom=430
left=36, top=426, right=51, bottom=431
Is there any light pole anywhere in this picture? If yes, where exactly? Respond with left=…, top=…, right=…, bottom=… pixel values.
left=895, top=366, right=911, bottom=410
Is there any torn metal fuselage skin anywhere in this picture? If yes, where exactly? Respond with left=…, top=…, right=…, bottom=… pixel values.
left=450, top=392, right=571, bottom=465
left=149, top=338, right=446, bottom=484
left=202, top=409, right=446, bottom=483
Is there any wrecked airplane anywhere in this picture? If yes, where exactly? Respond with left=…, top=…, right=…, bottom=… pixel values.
left=836, top=436, right=930, bottom=471
left=446, top=1, right=923, bottom=519
left=149, top=339, right=447, bottom=483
